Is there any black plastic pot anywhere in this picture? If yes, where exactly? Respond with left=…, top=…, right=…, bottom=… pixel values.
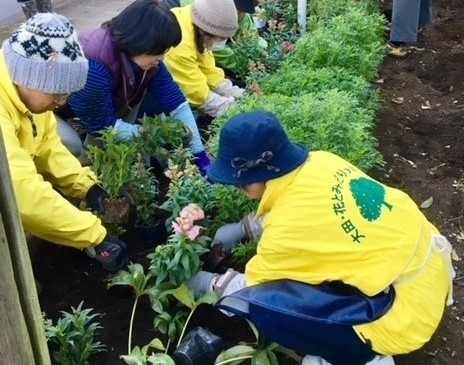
left=134, top=220, right=168, bottom=248
left=173, top=327, right=224, bottom=365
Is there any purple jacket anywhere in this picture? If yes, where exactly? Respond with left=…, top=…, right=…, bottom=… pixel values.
left=78, top=27, right=157, bottom=114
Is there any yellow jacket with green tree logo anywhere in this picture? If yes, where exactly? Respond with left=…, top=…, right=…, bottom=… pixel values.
left=246, top=151, right=451, bottom=355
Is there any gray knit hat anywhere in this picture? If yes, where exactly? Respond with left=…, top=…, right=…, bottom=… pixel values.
left=2, top=13, right=88, bottom=94
left=191, top=0, right=238, bottom=38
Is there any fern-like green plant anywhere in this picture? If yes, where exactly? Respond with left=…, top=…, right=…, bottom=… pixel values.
left=44, top=302, right=105, bottom=365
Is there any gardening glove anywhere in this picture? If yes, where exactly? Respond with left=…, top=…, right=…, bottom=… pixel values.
left=193, top=150, right=211, bottom=176
left=113, top=118, right=141, bottom=141
left=213, top=79, right=245, bottom=98
left=211, top=222, right=246, bottom=252
left=86, top=234, right=128, bottom=273
left=85, top=184, right=108, bottom=215
left=212, top=212, right=264, bottom=250
left=199, top=91, right=235, bottom=118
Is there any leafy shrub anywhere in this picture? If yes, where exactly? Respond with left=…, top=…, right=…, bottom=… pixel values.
left=87, top=128, right=139, bottom=198
left=290, top=8, right=386, bottom=80
left=209, top=91, right=383, bottom=171
left=44, top=302, right=105, bottom=365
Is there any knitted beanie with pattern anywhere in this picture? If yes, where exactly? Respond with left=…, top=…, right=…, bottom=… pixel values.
left=2, top=13, right=88, bottom=94
left=191, top=0, right=238, bottom=39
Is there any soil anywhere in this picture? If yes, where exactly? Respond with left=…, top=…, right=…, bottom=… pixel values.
left=33, top=0, right=463, bottom=364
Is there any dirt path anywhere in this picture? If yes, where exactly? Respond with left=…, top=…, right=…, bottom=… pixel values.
left=372, top=1, right=464, bottom=364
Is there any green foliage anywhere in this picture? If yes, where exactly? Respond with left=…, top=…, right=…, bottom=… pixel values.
left=161, top=159, right=216, bottom=228
left=208, top=185, right=258, bottom=232
left=136, top=114, right=189, bottom=158
left=127, top=158, right=159, bottom=227
left=210, top=91, right=383, bottom=171
left=231, top=240, right=258, bottom=266
left=87, top=128, right=140, bottom=198
left=148, top=233, right=210, bottom=287
left=290, top=8, right=386, bottom=80
left=44, top=302, right=105, bottom=365
left=260, top=65, right=376, bottom=102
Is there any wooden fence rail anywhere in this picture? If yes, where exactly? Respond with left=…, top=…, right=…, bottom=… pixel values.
left=0, top=127, right=51, bottom=365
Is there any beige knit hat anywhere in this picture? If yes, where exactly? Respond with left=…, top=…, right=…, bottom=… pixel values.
left=191, top=0, right=238, bottom=38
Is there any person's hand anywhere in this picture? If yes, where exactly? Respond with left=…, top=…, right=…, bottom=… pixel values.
left=193, top=150, right=211, bottom=176
left=200, top=92, right=235, bottom=118
left=85, top=234, right=128, bottom=272
left=212, top=222, right=246, bottom=251
left=85, top=184, right=108, bottom=215
left=214, top=79, right=245, bottom=98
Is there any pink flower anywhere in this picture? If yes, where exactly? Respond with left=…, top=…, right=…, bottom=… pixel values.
left=186, top=225, right=201, bottom=240
left=184, top=203, right=205, bottom=221
left=172, top=221, right=183, bottom=234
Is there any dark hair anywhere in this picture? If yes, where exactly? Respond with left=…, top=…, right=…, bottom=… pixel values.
left=103, top=0, right=182, bottom=56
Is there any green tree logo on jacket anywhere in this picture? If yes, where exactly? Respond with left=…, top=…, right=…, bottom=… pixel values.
left=349, top=177, right=393, bottom=221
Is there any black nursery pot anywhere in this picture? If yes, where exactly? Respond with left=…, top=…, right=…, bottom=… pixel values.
left=173, top=327, right=224, bottom=365
left=134, top=220, right=168, bottom=248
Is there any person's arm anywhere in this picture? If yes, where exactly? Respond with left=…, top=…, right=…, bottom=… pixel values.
left=165, top=37, right=216, bottom=106
left=67, top=59, right=139, bottom=140
left=197, top=50, right=226, bottom=90
left=0, top=111, right=107, bottom=248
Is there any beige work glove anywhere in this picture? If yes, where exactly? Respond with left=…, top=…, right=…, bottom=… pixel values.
left=213, top=79, right=246, bottom=98
left=199, top=91, right=235, bottom=118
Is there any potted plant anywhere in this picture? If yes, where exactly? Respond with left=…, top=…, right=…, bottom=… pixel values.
left=128, top=156, right=168, bottom=248
left=86, top=128, right=139, bottom=225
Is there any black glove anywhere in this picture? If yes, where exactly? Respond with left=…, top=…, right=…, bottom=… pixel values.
left=86, top=235, right=128, bottom=272
left=86, top=184, right=108, bottom=214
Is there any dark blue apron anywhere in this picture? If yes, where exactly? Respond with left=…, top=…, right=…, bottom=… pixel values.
left=216, top=280, right=395, bottom=365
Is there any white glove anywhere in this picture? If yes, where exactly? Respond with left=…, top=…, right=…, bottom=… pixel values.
left=214, top=79, right=246, bottom=98
left=199, top=91, right=235, bottom=118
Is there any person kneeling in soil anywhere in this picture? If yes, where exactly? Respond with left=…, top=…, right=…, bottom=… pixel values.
left=187, top=111, right=455, bottom=365
left=164, top=0, right=246, bottom=118
left=0, top=13, right=127, bottom=273
left=57, top=0, right=211, bottom=174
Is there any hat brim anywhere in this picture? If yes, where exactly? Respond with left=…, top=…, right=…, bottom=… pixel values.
left=207, top=143, right=309, bottom=185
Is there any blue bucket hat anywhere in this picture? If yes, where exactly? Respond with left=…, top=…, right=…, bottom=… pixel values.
left=207, top=111, right=309, bottom=185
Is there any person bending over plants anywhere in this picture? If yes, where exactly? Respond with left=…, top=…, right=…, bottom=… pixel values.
left=0, top=13, right=127, bottom=273
left=56, top=0, right=211, bottom=174
left=164, top=0, right=266, bottom=83
left=164, top=0, right=246, bottom=118
left=187, top=111, right=455, bottom=365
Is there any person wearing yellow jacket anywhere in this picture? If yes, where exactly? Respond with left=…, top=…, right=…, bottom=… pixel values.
left=187, top=111, right=455, bottom=365
left=0, top=13, right=128, bottom=272
left=164, top=0, right=246, bottom=118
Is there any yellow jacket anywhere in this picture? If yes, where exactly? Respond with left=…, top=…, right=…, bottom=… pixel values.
left=0, top=51, right=106, bottom=248
left=246, top=151, right=450, bottom=355
left=164, top=6, right=225, bottom=107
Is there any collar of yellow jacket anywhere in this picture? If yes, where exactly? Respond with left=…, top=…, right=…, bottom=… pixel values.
left=0, top=50, right=31, bottom=115
left=256, top=155, right=309, bottom=217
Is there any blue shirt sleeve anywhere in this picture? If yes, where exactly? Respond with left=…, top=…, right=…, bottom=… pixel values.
left=68, top=59, right=118, bottom=134
left=144, top=62, right=186, bottom=115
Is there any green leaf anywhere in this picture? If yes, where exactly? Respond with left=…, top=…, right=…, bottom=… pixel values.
left=251, top=350, right=271, bottom=365
left=196, top=291, right=219, bottom=306
left=167, top=284, right=195, bottom=309
left=147, top=353, right=176, bottom=365
left=120, top=346, right=146, bottom=365
left=148, top=338, right=166, bottom=351
left=215, top=345, right=256, bottom=364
